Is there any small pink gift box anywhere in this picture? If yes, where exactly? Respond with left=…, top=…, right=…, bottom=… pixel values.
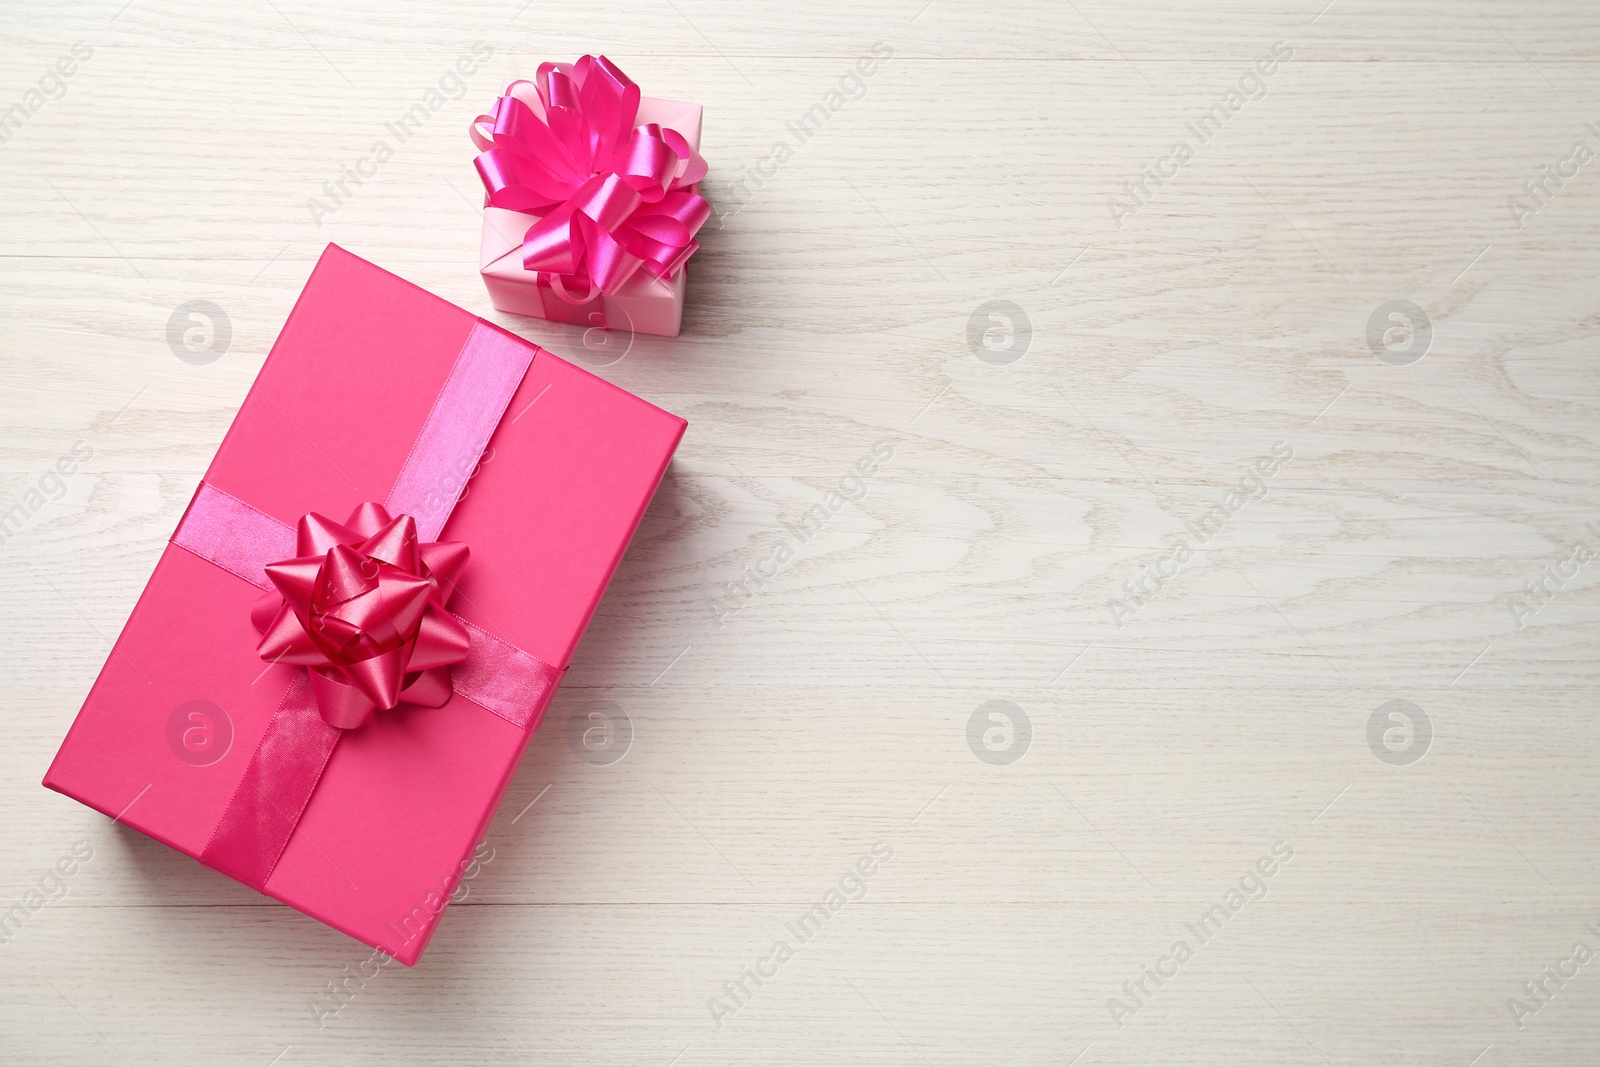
left=45, top=245, right=685, bottom=965
left=473, top=58, right=709, bottom=339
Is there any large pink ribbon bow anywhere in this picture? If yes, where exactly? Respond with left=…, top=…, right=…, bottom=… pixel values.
left=251, top=502, right=471, bottom=731
left=471, top=55, right=711, bottom=305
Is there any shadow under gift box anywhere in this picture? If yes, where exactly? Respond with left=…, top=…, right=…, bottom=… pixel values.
left=43, top=244, right=685, bottom=965
left=479, top=87, right=704, bottom=338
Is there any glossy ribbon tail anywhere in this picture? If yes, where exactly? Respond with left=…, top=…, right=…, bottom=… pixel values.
left=470, top=54, right=710, bottom=308
left=174, top=320, right=562, bottom=891
left=199, top=673, right=340, bottom=889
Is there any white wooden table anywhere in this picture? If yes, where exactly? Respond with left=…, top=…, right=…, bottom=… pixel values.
left=3, top=2, right=1598, bottom=1064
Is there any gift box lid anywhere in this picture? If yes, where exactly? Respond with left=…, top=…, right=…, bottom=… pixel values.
left=43, top=244, right=685, bottom=964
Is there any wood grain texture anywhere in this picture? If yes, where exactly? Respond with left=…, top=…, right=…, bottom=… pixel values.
left=2, top=1, right=1598, bottom=1064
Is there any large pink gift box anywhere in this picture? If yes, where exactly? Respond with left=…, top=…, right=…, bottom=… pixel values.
left=476, top=73, right=706, bottom=338
left=44, top=244, right=685, bottom=965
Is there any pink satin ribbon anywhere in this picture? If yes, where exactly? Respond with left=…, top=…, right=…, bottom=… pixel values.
left=171, top=320, right=562, bottom=889
left=471, top=55, right=711, bottom=322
